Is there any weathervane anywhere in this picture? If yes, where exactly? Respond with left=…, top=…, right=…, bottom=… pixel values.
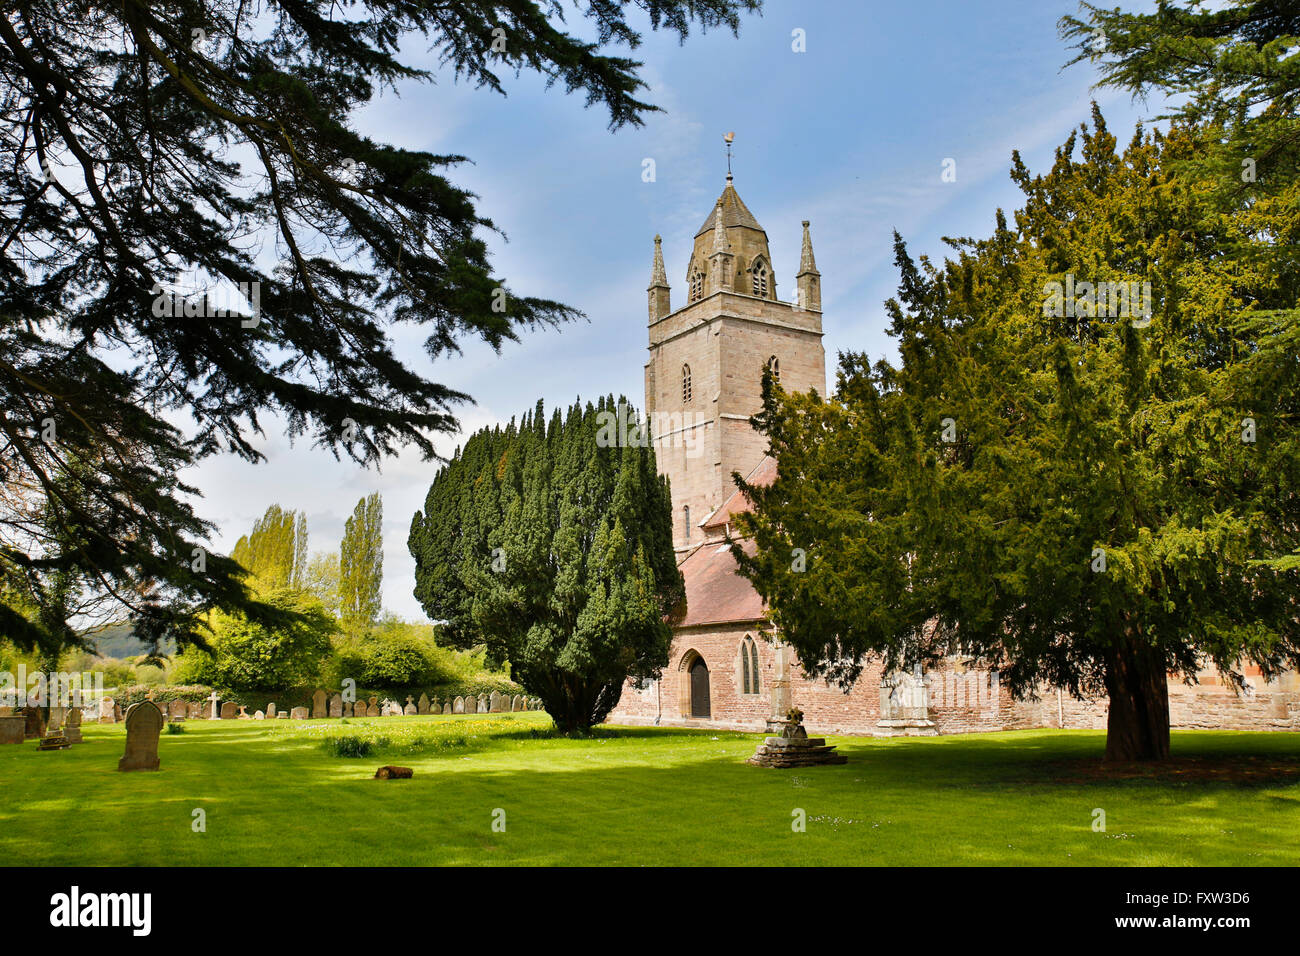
left=724, top=131, right=734, bottom=182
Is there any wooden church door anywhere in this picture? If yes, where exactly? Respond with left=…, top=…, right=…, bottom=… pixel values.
left=690, top=658, right=711, bottom=718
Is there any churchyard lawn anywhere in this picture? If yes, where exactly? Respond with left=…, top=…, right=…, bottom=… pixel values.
left=2, top=714, right=1297, bottom=866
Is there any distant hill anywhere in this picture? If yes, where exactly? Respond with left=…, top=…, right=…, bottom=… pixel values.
left=86, top=622, right=175, bottom=659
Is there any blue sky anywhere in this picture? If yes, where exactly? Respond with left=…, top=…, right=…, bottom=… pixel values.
left=187, top=0, right=1168, bottom=620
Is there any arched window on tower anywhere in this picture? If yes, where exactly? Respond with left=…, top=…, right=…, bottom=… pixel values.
left=765, top=355, right=780, bottom=384
left=681, top=363, right=692, bottom=404
left=690, top=269, right=704, bottom=302
left=751, top=261, right=769, bottom=297
left=741, top=635, right=761, bottom=694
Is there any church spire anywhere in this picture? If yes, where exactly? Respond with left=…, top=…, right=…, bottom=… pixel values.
left=795, top=220, right=821, bottom=312
left=647, top=234, right=670, bottom=322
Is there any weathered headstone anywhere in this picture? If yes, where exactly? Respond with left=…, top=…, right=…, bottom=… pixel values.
left=329, top=693, right=343, bottom=718
left=113, top=702, right=123, bottom=722
left=207, top=691, right=221, bottom=719
left=276, top=712, right=289, bottom=719
left=220, top=701, right=238, bottom=720
left=488, top=691, right=503, bottom=713
left=442, top=702, right=451, bottom=715
left=187, top=702, right=203, bottom=720
left=417, top=693, right=430, bottom=715
left=118, top=701, right=163, bottom=771
left=367, top=697, right=380, bottom=717
left=168, top=700, right=187, bottom=720
left=453, top=696, right=465, bottom=714
left=99, top=696, right=116, bottom=724
left=403, top=696, right=417, bottom=716
left=266, top=702, right=277, bottom=719
left=22, top=705, right=45, bottom=739
left=511, top=695, right=523, bottom=712
left=254, top=710, right=265, bottom=720
left=477, top=694, right=488, bottom=714
left=0, top=715, right=25, bottom=745
left=311, top=689, right=328, bottom=719
left=64, top=706, right=83, bottom=744
left=290, top=706, right=309, bottom=720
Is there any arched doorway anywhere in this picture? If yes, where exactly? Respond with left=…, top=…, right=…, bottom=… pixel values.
left=689, top=658, right=711, bottom=718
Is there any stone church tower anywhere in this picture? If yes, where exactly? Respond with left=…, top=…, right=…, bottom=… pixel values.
left=644, top=173, right=827, bottom=551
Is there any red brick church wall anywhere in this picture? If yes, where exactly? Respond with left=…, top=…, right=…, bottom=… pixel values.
left=607, top=632, right=1300, bottom=736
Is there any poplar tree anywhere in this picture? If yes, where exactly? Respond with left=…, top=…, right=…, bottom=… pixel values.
left=734, top=110, right=1299, bottom=762
left=409, top=397, right=683, bottom=731
left=340, top=493, right=383, bottom=632
left=230, top=505, right=308, bottom=592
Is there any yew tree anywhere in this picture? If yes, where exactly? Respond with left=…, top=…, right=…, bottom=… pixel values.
left=409, top=398, right=682, bottom=731
left=734, top=109, right=1300, bottom=761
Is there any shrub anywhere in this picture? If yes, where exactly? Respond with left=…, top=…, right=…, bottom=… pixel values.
left=165, top=722, right=185, bottom=735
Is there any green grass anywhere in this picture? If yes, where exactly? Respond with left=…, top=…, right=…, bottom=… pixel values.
left=2, top=714, right=1297, bottom=865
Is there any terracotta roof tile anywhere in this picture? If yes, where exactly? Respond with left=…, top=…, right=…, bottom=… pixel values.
left=675, top=539, right=764, bottom=627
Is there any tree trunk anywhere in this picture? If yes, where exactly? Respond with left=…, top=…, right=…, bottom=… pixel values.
left=1103, top=636, right=1170, bottom=762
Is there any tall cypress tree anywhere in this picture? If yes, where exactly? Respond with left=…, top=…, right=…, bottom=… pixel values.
left=410, top=397, right=682, bottom=731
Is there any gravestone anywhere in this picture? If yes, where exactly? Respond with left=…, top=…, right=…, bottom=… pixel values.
left=367, top=698, right=380, bottom=717
left=118, top=701, right=163, bottom=771
left=442, top=702, right=451, bottom=715
left=207, top=691, right=221, bottom=719
left=187, top=702, right=203, bottom=720
left=341, top=701, right=352, bottom=718
left=254, top=710, right=265, bottom=720
left=220, top=702, right=238, bottom=720
left=266, top=702, right=277, bottom=719
left=511, top=695, right=523, bottom=712
left=48, top=706, right=66, bottom=731
left=404, top=696, right=417, bottom=716
left=238, top=705, right=250, bottom=719
left=22, top=705, right=45, bottom=739
left=311, top=689, right=328, bottom=720
left=417, top=693, right=430, bottom=715
left=453, top=696, right=464, bottom=714
left=113, top=702, right=123, bottom=722
left=290, top=706, right=309, bottom=720
left=99, top=697, right=116, bottom=724
left=276, top=712, right=289, bottom=719
left=477, top=694, right=488, bottom=714
left=64, top=707, right=83, bottom=744
left=0, top=715, right=25, bottom=745
left=429, top=697, right=439, bottom=714
left=329, top=693, right=343, bottom=718
left=383, top=699, right=403, bottom=717
left=37, top=729, right=71, bottom=751
left=168, top=700, right=187, bottom=721
left=488, top=691, right=503, bottom=713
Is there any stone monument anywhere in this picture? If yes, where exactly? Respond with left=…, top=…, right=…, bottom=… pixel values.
left=876, top=665, right=937, bottom=736
left=748, top=708, right=847, bottom=768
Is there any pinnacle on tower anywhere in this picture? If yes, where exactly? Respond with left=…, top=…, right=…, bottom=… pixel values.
left=647, top=234, right=671, bottom=322
left=707, top=199, right=735, bottom=294
left=795, top=219, right=821, bottom=312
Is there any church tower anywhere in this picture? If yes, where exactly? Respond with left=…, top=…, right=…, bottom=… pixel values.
left=645, top=170, right=827, bottom=553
